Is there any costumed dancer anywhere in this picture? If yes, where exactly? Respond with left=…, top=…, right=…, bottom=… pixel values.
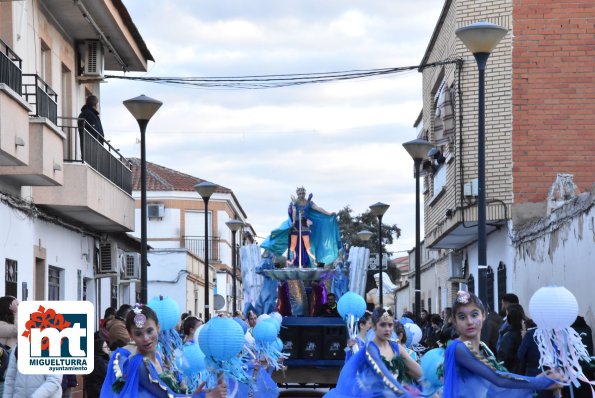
left=325, top=308, right=422, bottom=397
left=345, top=312, right=372, bottom=362
left=442, top=291, right=562, bottom=398
left=100, top=304, right=225, bottom=398
left=287, top=186, right=335, bottom=267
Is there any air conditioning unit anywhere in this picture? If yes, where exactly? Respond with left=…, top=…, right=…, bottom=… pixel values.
left=121, top=252, right=140, bottom=280
left=447, top=251, right=464, bottom=279
left=98, top=243, right=118, bottom=274
left=147, top=203, right=165, bottom=219
left=82, top=40, right=104, bottom=77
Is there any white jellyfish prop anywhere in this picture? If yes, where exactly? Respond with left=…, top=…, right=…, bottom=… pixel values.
left=529, top=286, right=591, bottom=387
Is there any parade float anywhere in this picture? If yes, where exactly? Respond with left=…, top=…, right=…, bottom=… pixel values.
left=239, top=186, right=373, bottom=388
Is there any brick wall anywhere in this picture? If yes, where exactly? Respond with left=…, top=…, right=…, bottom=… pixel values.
left=512, top=0, right=595, bottom=204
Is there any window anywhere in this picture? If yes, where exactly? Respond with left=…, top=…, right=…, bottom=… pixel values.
left=77, top=269, right=82, bottom=300
left=40, top=40, right=51, bottom=83
left=486, top=266, right=494, bottom=311
left=428, top=297, right=432, bottom=313
left=82, top=278, right=89, bottom=301
left=111, top=283, right=118, bottom=309
left=467, top=274, right=475, bottom=294
left=5, top=259, right=18, bottom=297
left=48, top=266, right=61, bottom=300
left=497, top=262, right=507, bottom=313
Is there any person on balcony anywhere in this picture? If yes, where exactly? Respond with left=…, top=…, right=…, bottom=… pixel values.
left=78, top=95, right=104, bottom=145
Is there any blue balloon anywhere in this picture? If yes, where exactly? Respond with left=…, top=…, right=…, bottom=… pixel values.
left=420, top=347, right=445, bottom=394
left=198, top=317, right=245, bottom=361
left=262, top=317, right=281, bottom=333
left=177, top=343, right=205, bottom=375
left=253, top=319, right=278, bottom=343
left=148, top=296, right=180, bottom=330
left=337, top=292, right=367, bottom=319
left=400, top=316, right=414, bottom=325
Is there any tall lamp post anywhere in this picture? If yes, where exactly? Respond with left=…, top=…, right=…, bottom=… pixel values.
left=456, top=22, right=507, bottom=305
left=194, top=181, right=217, bottom=320
left=225, top=219, right=244, bottom=314
left=123, top=95, right=162, bottom=304
left=369, top=202, right=390, bottom=308
left=403, top=138, right=433, bottom=322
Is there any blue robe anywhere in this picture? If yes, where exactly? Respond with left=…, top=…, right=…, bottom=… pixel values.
left=325, top=341, right=419, bottom=398
left=442, top=339, right=556, bottom=398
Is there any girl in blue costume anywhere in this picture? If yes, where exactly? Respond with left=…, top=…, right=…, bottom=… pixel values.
left=345, top=312, right=372, bottom=362
left=100, top=304, right=225, bottom=398
left=325, top=308, right=422, bottom=397
left=442, top=291, right=562, bottom=398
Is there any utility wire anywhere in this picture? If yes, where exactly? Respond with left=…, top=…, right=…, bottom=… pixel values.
left=105, top=58, right=460, bottom=90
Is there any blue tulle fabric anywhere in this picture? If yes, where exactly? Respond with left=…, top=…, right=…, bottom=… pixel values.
left=325, top=341, right=418, bottom=398
left=100, top=349, right=204, bottom=398
left=226, top=363, right=279, bottom=398
left=254, top=254, right=280, bottom=315
left=442, top=340, right=556, bottom=398
left=261, top=209, right=341, bottom=266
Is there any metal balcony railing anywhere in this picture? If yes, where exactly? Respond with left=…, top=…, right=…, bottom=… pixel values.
left=0, top=39, right=22, bottom=94
left=184, top=236, right=221, bottom=262
left=22, top=74, right=57, bottom=124
left=60, top=117, right=133, bottom=194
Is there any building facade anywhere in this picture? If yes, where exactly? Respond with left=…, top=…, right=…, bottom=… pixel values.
left=129, top=159, right=251, bottom=319
left=409, top=0, right=595, bottom=321
left=0, top=0, right=152, bottom=322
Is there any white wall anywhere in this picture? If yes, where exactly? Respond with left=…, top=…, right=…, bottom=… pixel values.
left=513, top=206, right=595, bottom=337
left=132, top=208, right=181, bottom=245
left=147, top=250, right=186, bottom=310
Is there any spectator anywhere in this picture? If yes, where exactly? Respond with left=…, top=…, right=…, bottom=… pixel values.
left=0, top=296, right=18, bottom=349
left=97, top=307, right=115, bottom=343
left=247, top=310, right=258, bottom=332
left=425, top=314, right=443, bottom=349
left=316, top=293, right=340, bottom=317
left=3, top=346, right=62, bottom=397
left=481, top=304, right=502, bottom=354
left=105, top=304, right=132, bottom=350
left=77, top=95, right=104, bottom=144
left=516, top=318, right=554, bottom=398
left=497, top=304, right=524, bottom=372
left=562, top=316, right=594, bottom=398
left=83, top=335, right=110, bottom=398
left=497, top=293, right=519, bottom=351
left=440, top=307, right=458, bottom=342
left=182, top=316, right=201, bottom=344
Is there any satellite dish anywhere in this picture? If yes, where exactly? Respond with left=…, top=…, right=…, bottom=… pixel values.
left=214, top=294, right=225, bottom=311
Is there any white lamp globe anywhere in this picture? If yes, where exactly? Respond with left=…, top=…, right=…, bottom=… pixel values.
left=529, top=286, right=578, bottom=330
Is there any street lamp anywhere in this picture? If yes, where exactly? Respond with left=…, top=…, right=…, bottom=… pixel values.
left=123, top=95, right=162, bottom=304
left=456, top=22, right=507, bottom=306
left=194, top=181, right=218, bottom=320
left=403, top=138, right=434, bottom=322
left=356, top=230, right=374, bottom=243
left=369, top=202, right=390, bottom=308
left=225, top=219, right=244, bottom=314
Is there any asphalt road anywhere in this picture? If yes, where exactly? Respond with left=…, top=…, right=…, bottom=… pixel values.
left=279, top=388, right=329, bottom=397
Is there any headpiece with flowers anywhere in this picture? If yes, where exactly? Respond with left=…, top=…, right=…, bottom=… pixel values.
left=456, top=290, right=471, bottom=305
left=132, top=303, right=147, bottom=328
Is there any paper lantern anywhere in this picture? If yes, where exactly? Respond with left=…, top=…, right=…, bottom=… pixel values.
left=263, top=317, right=281, bottom=333
left=404, top=323, right=422, bottom=347
left=233, top=317, right=248, bottom=334
left=253, top=319, right=278, bottom=344
left=420, top=347, right=445, bottom=395
left=529, top=286, right=590, bottom=388
left=198, top=317, right=245, bottom=361
left=177, top=343, right=205, bottom=376
left=337, top=292, right=367, bottom=319
left=529, top=285, right=578, bottom=329
left=274, top=338, right=284, bottom=352
left=148, top=295, right=180, bottom=330
left=400, top=317, right=414, bottom=325
left=269, top=312, right=283, bottom=326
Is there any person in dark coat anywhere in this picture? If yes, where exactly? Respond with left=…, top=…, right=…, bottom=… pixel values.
left=561, top=316, right=594, bottom=398
left=78, top=95, right=104, bottom=144
left=497, top=304, right=524, bottom=372
left=316, top=293, right=340, bottom=317
left=481, top=304, right=503, bottom=354
left=517, top=319, right=554, bottom=398
left=83, top=334, right=110, bottom=398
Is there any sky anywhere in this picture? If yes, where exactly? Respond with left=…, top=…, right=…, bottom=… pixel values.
left=101, top=1, right=445, bottom=256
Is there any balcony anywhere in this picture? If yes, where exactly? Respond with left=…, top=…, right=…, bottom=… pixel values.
left=22, top=74, right=58, bottom=125
left=183, top=236, right=221, bottom=262
left=0, top=40, right=29, bottom=166
left=31, top=119, right=134, bottom=232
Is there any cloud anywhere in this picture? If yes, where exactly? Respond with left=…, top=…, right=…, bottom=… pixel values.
left=106, top=0, right=444, bottom=253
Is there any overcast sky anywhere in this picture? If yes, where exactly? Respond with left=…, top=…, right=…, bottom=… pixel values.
left=102, top=1, right=444, bottom=255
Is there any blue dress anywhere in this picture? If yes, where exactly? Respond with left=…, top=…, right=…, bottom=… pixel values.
left=325, top=341, right=419, bottom=398
left=100, top=349, right=205, bottom=398
left=345, top=336, right=366, bottom=362
left=442, top=339, right=556, bottom=398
